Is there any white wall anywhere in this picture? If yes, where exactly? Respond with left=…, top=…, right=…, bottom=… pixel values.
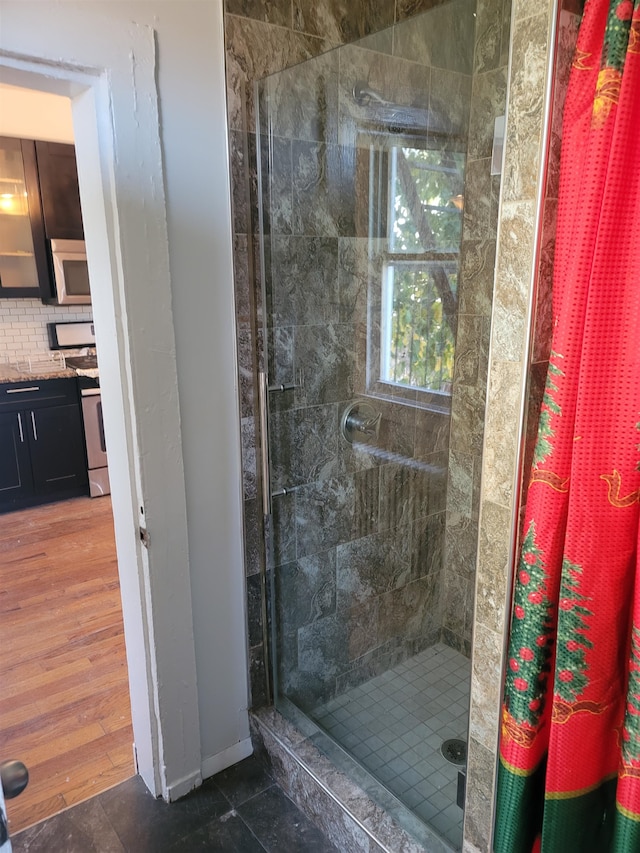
left=0, top=83, right=74, bottom=142
left=140, top=2, right=252, bottom=774
left=0, top=0, right=249, bottom=793
left=126, top=0, right=252, bottom=772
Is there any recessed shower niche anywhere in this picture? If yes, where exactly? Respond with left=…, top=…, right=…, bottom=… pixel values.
left=256, top=2, right=505, bottom=848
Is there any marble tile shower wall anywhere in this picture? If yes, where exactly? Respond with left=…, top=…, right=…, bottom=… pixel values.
left=463, top=2, right=582, bottom=851
left=226, top=0, right=370, bottom=709
left=224, top=0, right=482, bottom=708
left=519, top=7, right=580, bottom=519
left=261, top=6, right=476, bottom=710
left=442, top=0, right=511, bottom=657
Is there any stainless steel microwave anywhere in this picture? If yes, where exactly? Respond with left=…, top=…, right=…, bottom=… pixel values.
left=50, top=239, right=91, bottom=304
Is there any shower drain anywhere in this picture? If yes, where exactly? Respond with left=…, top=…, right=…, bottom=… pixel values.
left=441, top=739, right=467, bottom=766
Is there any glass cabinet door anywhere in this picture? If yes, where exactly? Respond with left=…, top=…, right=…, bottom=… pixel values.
left=0, top=137, right=47, bottom=298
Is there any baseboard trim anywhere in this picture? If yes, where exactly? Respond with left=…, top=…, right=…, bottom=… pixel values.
left=201, top=737, right=253, bottom=780
left=165, top=769, right=202, bottom=802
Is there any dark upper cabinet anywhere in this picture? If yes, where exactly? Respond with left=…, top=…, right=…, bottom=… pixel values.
left=0, top=137, right=50, bottom=299
left=0, top=137, right=84, bottom=300
left=35, top=141, right=84, bottom=241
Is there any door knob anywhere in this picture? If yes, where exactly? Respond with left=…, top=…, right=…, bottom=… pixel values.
left=1, top=760, right=29, bottom=799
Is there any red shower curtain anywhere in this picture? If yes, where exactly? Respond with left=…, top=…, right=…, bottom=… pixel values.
left=494, top=1, right=640, bottom=850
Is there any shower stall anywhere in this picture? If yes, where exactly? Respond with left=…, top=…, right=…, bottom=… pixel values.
left=256, top=3, right=507, bottom=849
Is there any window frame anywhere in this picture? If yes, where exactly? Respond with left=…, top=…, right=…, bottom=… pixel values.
left=362, top=138, right=464, bottom=413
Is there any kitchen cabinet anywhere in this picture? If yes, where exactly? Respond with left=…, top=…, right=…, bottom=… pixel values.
left=29, top=403, right=88, bottom=496
left=0, top=379, right=88, bottom=512
left=0, top=137, right=49, bottom=298
left=35, top=141, right=84, bottom=241
left=0, top=137, right=84, bottom=300
left=0, top=411, right=34, bottom=504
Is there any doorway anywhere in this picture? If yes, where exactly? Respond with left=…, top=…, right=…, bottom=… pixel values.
left=0, top=1, right=248, bottom=820
left=0, top=84, right=136, bottom=833
left=0, top=52, right=168, bottom=825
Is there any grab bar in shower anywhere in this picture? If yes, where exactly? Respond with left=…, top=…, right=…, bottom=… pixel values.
left=259, top=370, right=306, bottom=513
left=258, top=371, right=272, bottom=516
left=260, top=369, right=307, bottom=514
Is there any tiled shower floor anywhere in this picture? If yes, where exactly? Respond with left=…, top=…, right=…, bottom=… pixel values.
left=313, top=643, right=470, bottom=850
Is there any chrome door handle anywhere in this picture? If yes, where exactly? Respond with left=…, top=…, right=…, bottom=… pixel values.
left=30, top=411, right=38, bottom=441
left=17, top=412, right=24, bottom=443
left=258, top=371, right=272, bottom=517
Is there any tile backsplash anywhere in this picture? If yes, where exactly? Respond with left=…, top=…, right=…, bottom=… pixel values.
left=0, top=300, right=92, bottom=362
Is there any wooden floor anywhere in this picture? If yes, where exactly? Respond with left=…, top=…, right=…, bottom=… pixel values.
left=0, top=496, right=134, bottom=834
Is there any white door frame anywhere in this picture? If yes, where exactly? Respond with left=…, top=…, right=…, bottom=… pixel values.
left=0, top=22, right=202, bottom=801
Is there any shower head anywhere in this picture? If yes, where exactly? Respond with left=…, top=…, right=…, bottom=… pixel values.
left=352, top=81, right=453, bottom=137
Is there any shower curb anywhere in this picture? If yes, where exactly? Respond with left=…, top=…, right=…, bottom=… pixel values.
left=250, top=708, right=453, bottom=853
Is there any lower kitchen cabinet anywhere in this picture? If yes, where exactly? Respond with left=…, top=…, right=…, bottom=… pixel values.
left=0, top=379, right=88, bottom=512
left=29, top=404, right=88, bottom=495
left=0, top=411, right=34, bottom=504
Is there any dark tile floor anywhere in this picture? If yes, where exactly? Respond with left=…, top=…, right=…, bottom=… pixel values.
left=11, top=756, right=338, bottom=852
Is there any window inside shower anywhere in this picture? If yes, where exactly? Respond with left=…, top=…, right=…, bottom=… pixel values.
left=377, top=144, right=464, bottom=396
left=380, top=258, right=457, bottom=392
left=256, top=0, right=498, bottom=849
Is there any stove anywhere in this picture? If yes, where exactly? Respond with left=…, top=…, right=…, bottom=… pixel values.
left=65, top=355, right=100, bottom=392
left=64, top=354, right=98, bottom=371
left=62, top=358, right=106, bottom=497
left=47, top=322, right=108, bottom=497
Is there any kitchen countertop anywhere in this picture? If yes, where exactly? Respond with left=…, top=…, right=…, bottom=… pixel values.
left=0, top=364, right=78, bottom=383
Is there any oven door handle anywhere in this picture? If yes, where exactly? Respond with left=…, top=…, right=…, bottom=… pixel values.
left=97, top=400, right=106, bottom=453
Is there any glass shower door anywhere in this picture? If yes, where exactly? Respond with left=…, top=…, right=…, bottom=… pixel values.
left=257, top=4, right=486, bottom=848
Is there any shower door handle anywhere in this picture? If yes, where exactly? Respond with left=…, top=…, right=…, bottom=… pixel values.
left=258, top=371, right=272, bottom=517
